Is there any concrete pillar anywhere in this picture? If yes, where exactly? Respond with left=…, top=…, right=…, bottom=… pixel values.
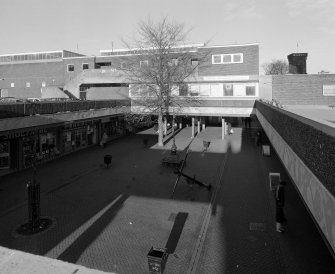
left=202, top=117, right=206, bottom=130
left=164, top=118, right=167, bottom=136
left=179, top=122, right=182, bottom=129
left=192, top=117, right=195, bottom=138
left=197, top=119, right=200, bottom=134
left=222, top=118, right=225, bottom=139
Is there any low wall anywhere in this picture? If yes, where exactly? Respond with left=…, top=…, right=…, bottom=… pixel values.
left=256, top=101, right=335, bottom=254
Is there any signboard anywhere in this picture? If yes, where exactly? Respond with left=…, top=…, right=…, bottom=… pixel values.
left=262, top=145, right=270, bottom=156
left=269, top=173, right=280, bottom=191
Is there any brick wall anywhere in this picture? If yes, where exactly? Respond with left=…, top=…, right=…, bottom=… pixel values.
left=198, top=44, right=259, bottom=76
left=0, top=61, right=63, bottom=98
left=272, top=74, right=335, bottom=105
left=256, top=101, right=335, bottom=196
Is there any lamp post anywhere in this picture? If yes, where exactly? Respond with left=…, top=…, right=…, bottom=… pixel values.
left=170, top=114, right=177, bottom=155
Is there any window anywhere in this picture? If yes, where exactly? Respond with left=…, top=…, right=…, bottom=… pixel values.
left=222, top=55, right=232, bottom=63
left=323, top=85, right=335, bottom=96
left=189, top=84, right=200, bottom=96
left=26, top=82, right=30, bottom=88
left=246, top=86, right=256, bottom=96
left=140, top=60, right=149, bottom=67
left=223, top=84, right=233, bottom=96
left=67, top=64, right=74, bottom=72
left=10, top=82, right=15, bottom=88
left=212, top=53, right=243, bottom=64
left=179, top=84, right=188, bottom=96
left=191, top=59, right=199, bottom=66
left=199, top=84, right=210, bottom=96
left=171, top=58, right=178, bottom=66
left=233, top=54, right=242, bottom=63
left=212, top=55, right=222, bottom=64
left=82, top=63, right=89, bottom=70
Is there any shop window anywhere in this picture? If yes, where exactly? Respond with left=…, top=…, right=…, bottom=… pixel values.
left=0, top=141, right=10, bottom=169
left=82, top=63, right=89, bottom=70
left=67, top=64, right=74, bottom=72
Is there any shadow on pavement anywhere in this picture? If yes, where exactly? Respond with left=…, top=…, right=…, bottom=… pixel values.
left=57, top=194, right=129, bottom=264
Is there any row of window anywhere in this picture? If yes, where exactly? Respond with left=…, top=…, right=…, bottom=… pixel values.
left=130, top=83, right=257, bottom=97
left=67, top=63, right=89, bottom=72
left=212, top=53, right=243, bottom=64
left=8, top=82, right=51, bottom=88
left=66, top=53, right=243, bottom=72
left=0, top=52, right=63, bottom=63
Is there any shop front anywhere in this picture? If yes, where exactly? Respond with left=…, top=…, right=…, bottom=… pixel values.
left=0, top=140, right=10, bottom=169
left=62, top=121, right=98, bottom=153
left=0, top=126, right=61, bottom=171
left=101, top=115, right=125, bottom=142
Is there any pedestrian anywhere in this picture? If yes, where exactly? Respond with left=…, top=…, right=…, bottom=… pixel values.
left=255, top=131, right=262, bottom=146
left=275, top=181, right=287, bottom=232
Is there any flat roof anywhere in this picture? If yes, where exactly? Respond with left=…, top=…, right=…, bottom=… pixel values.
left=0, top=108, right=128, bottom=134
left=285, top=105, right=335, bottom=127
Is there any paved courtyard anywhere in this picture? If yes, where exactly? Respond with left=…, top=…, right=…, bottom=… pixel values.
left=0, top=126, right=334, bottom=273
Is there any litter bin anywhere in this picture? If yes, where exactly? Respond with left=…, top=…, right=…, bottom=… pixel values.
left=147, top=247, right=168, bottom=274
left=104, top=154, right=112, bottom=168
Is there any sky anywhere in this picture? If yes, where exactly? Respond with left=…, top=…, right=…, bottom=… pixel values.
left=0, top=0, right=334, bottom=74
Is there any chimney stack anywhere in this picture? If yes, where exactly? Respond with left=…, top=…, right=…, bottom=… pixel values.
left=287, top=53, right=308, bottom=74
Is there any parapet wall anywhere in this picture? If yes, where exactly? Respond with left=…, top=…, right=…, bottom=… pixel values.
left=256, top=101, right=335, bottom=254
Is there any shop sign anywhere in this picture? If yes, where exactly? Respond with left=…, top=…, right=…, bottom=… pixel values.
left=0, top=128, right=48, bottom=141
left=64, top=121, right=88, bottom=130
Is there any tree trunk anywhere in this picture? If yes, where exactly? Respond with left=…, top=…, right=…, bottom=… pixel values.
left=157, top=112, right=164, bottom=146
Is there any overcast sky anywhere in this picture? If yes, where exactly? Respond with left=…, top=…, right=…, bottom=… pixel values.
left=0, top=0, right=334, bottom=74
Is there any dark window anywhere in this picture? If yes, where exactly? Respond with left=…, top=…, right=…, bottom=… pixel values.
left=82, top=63, right=89, bottom=70
left=67, top=64, right=74, bottom=72
left=246, top=86, right=256, bottom=96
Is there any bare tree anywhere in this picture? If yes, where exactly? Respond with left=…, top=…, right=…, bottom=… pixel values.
left=119, top=17, right=208, bottom=146
left=262, top=59, right=289, bottom=75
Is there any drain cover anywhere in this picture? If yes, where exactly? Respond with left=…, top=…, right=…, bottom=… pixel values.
left=249, top=222, right=267, bottom=231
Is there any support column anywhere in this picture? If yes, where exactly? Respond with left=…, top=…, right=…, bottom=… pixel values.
left=222, top=118, right=225, bottom=140
left=192, top=117, right=195, bottom=138
left=202, top=117, right=206, bottom=131
left=197, top=118, right=200, bottom=134
left=179, top=122, right=182, bottom=129
left=164, top=118, right=167, bottom=136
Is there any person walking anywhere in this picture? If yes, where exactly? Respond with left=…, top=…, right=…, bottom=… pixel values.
left=275, top=181, right=287, bottom=232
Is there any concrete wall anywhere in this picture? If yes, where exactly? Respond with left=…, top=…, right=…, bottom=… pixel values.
left=86, top=87, right=129, bottom=100
left=256, top=102, right=335, bottom=254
